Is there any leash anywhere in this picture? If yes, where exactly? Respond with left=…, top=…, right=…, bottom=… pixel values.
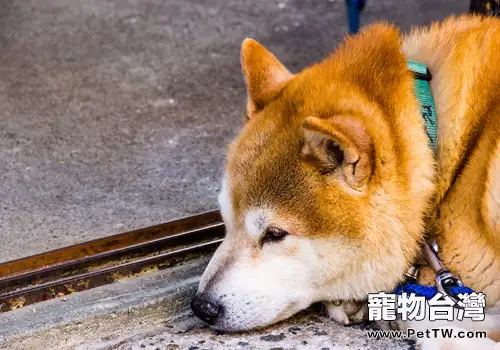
left=395, top=243, right=475, bottom=302
left=394, top=62, right=476, bottom=301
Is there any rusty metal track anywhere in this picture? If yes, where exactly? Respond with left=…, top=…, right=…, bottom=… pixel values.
left=0, top=211, right=224, bottom=312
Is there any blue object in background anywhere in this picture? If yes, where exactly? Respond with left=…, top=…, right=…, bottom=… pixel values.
left=346, top=0, right=366, bottom=33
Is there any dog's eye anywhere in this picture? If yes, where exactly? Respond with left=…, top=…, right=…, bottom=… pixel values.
left=261, top=227, right=289, bottom=245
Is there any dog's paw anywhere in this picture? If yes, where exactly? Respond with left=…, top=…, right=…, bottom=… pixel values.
left=323, top=300, right=367, bottom=325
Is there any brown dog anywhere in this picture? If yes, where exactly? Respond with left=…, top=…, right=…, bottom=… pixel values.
left=191, top=15, right=500, bottom=349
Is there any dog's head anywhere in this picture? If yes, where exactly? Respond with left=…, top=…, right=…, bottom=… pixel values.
left=191, top=24, right=435, bottom=331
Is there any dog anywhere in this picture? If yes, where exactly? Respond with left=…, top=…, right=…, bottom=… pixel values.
left=191, top=15, right=500, bottom=349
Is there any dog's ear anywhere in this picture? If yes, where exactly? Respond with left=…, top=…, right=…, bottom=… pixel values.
left=241, top=38, right=293, bottom=118
left=302, top=116, right=373, bottom=191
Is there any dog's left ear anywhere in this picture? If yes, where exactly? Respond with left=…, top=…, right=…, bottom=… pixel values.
left=302, top=116, right=373, bottom=191
left=241, top=38, right=293, bottom=117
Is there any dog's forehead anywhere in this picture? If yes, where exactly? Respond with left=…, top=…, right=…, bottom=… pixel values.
left=219, top=161, right=321, bottom=239
left=219, top=123, right=307, bottom=237
left=218, top=177, right=274, bottom=241
left=225, top=129, right=307, bottom=223
left=219, top=166, right=287, bottom=230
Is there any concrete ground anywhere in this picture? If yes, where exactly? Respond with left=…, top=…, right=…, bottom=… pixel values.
left=112, top=312, right=414, bottom=350
left=0, top=0, right=469, bottom=262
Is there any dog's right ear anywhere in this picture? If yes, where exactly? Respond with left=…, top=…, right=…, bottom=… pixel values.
left=241, top=39, right=293, bottom=118
left=302, top=116, right=374, bottom=192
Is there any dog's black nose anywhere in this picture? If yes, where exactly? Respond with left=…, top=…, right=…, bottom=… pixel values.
left=190, top=295, right=220, bottom=325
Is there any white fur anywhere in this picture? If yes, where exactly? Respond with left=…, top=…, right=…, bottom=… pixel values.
left=218, top=174, right=234, bottom=229
left=324, top=301, right=367, bottom=325
left=244, top=209, right=270, bottom=239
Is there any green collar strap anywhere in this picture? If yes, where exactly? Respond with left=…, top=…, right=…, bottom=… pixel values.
left=407, top=60, right=437, bottom=151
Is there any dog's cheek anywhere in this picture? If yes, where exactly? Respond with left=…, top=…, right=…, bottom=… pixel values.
left=284, top=238, right=299, bottom=256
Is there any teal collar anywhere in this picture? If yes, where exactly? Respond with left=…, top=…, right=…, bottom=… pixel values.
left=407, top=60, right=437, bottom=151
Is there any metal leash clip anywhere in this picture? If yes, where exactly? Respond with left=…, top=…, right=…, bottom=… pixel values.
left=423, top=242, right=464, bottom=303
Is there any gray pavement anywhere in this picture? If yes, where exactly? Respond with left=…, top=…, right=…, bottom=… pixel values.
left=0, top=0, right=468, bottom=261
left=112, top=312, right=413, bottom=350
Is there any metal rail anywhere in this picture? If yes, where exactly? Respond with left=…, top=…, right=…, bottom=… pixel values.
left=0, top=211, right=224, bottom=312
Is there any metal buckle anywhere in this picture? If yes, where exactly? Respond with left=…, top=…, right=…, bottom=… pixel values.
left=423, top=243, right=464, bottom=303
left=435, top=271, right=464, bottom=303
left=403, top=265, right=420, bottom=283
